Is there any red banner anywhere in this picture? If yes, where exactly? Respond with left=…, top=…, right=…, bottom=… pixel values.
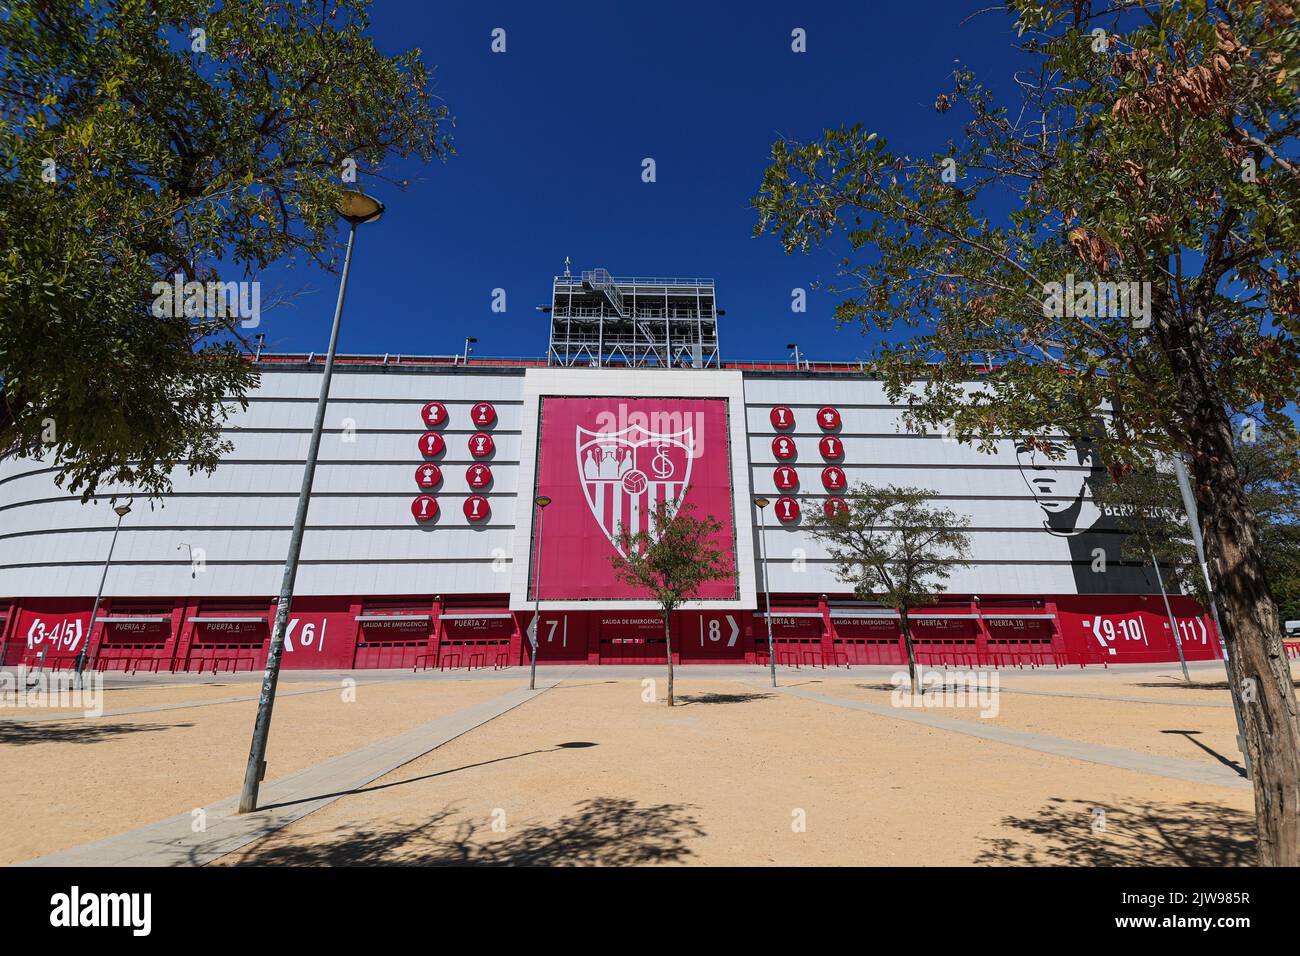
left=533, top=397, right=737, bottom=600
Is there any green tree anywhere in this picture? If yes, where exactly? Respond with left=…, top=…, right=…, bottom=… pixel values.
left=805, top=484, right=972, bottom=693
left=610, top=498, right=732, bottom=707
left=1, top=0, right=451, bottom=499
left=753, top=0, right=1300, bottom=865
left=1098, top=427, right=1300, bottom=623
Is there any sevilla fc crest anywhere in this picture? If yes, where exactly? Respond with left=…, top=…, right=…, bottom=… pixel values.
left=576, top=422, right=694, bottom=558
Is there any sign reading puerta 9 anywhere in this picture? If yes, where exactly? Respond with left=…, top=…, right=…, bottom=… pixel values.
left=532, top=397, right=737, bottom=600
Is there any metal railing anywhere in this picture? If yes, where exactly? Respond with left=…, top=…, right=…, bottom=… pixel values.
left=561, top=273, right=715, bottom=288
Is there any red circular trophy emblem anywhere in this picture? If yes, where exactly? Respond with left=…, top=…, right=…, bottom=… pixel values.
left=419, top=431, right=445, bottom=457
left=469, top=432, right=494, bottom=458
left=466, top=464, right=492, bottom=489
left=774, top=466, right=798, bottom=491
left=414, top=463, right=442, bottom=489
left=622, top=470, right=649, bottom=495
left=411, top=495, right=438, bottom=521
left=421, top=401, right=447, bottom=428
left=471, top=402, right=497, bottom=427
left=463, top=495, right=489, bottom=522
left=772, top=435, right=797, bottom=460
left=822, top=466, right=846, bottom=491
left=817, top=406, right=842, bottom=430
left=776, top=496, right=801, bottom=522
left=818, top=435, right=843, bottom=460
left=770, top=406, right=795, bottom=431
left=824, top=496, right=848, bottom=519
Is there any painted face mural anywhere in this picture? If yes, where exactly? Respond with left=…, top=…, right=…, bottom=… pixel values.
left=1014, top=438, right=1098, bottom=535
left=1014, top=436, right=1157, bottom=595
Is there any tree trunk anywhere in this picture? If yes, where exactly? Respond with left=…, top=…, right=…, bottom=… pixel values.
left=1192, top=428, right=1300, bottom=866
left=1156, top=296, right=1300, bottom=865
left=663, top=615, right=674, bottom=706
left=900, top=609, right=920, bottom=695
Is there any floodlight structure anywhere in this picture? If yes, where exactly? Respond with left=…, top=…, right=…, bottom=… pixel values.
left=546, top=265, right=721, bottom=369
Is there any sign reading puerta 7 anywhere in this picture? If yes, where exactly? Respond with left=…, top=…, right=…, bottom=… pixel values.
left=532, top=397, right=737, bottom=600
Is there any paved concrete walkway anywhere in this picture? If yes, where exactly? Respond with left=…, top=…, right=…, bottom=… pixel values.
left=762, top=682, right=1250, bottom=791
left=16, top=676, right=567, bottom=867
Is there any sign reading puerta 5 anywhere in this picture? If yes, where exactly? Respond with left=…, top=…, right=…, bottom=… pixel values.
left=532, top=397, right=737, bottom=600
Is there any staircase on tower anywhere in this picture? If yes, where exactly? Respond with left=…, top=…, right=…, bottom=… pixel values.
left=545, top=265, right=721, bottom=369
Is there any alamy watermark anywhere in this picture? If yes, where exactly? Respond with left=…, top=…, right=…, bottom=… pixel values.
left=1042, top=273, right=1151, bottom=328
left=151, top=273, right=260, bottom=328
left=889, top=666, right=1000, bottom=718
left=1, top=669, right=104, bottom=717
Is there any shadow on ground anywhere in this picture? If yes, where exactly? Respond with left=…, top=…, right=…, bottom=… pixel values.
left=1161, top=730, right=1246, bottom=777
left=0, top=720, right=194, bottom=746
left=259, top=746, right=584, bottom=812
left=974, top=797, right=1255, bottom=866
left=676, top=692, right=772, bottom=706
left=222, top=797, right=706, bottom=866
left=855, top=682, right=979, bottom=693
left=1134, top=679, right=1300, bottom=691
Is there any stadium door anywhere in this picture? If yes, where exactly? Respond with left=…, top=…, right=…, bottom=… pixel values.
left=596, top=616, right=668, bottom=663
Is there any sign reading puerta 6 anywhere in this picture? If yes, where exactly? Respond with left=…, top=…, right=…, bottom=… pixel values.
left=533, top=397, right=737, bottom=600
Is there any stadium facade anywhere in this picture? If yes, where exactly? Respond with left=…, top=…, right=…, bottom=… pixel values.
left=0, top=269, right=1219, bottom=671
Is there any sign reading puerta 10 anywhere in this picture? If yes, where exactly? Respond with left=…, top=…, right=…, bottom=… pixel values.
left=531, top=397, right=738, bottom=601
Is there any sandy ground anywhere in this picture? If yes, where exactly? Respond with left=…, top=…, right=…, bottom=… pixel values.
left=950, top=665, right=1249, bottom=704
left=0, top=678, right=337, bottom=721
left=0, top=676, right=514, bottom=865
left=807, top=676, right=1246, bottom=768
left=213, top=676, right=1257, bottom=867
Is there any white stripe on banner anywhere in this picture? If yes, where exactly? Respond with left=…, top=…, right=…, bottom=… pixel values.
left=630, top=489, right=640, bottom=539
left=594, top=482, right=604, bottom=529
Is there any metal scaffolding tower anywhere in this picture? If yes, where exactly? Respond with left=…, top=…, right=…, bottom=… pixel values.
left=545, top=265, right=721, bottom=368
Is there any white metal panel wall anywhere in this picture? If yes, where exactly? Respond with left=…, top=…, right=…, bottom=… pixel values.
left=741, top=375, right=1144, bottom=596
left=0, top=366, right=1145, bottom=602
left=0, top=367, right=526, bottom=598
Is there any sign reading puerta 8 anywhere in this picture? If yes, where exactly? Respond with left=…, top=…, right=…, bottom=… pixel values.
left=533, top=397, right=737, bottom=600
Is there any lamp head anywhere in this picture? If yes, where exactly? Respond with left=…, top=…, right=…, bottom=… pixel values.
left=336, top=190, right=385, bottom=225
left=754, top=497, right=770, bottom=509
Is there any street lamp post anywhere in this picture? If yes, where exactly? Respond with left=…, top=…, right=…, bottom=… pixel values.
left=237, top=190, right=384, bottom=814
left=1172, top=454, right=1251, bottom=775
left=74, top=499, right=132, bottom=685
left=528, top=495, right=551, bottom=690
left=786, top=343, right=802, bottom=370
left=1149, top=547, right=1191, bottom=682
left=754, top=497, right=777, bottom=687
left=463, top=337, right=477, bottom=366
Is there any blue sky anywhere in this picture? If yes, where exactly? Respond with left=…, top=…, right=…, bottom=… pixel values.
left=256, top=1, right=1028, bottom=362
